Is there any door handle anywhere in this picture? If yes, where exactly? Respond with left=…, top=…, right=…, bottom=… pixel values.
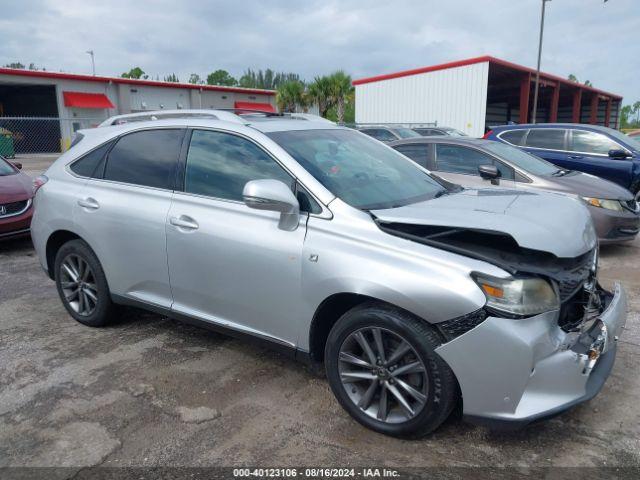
left=77, top=197, right=99, bottom=210
left=169, top=215, right=199, bottom=231
left=569, top=155, right=583, bottom=159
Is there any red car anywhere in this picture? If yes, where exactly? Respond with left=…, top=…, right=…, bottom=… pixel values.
left=0, top=156, right=34, bottom=240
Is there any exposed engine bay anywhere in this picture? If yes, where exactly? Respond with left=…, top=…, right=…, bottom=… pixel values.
left=375, top=220, right=605, bottom=333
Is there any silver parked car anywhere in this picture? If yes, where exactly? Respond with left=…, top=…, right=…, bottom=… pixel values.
left=31, top=111, right=627, bottom=437
left=390, top=137, right=640, bottom=244
left=357, top=125, right=421, bottom=143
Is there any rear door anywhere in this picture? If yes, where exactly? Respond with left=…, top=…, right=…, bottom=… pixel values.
left=431, top=144, right=516, bottom=189
left=165, top=128, right=308, bottom=346
left=73, top=128, right=185, bottom=308
left=567, top=129, right=634, bottom=188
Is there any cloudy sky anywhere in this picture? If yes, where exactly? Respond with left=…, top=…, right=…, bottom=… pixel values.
left=1, top=0, right=638, bottom=103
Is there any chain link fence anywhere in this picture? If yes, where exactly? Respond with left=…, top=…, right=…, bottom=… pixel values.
left=0, top=117, right=104, bottom=157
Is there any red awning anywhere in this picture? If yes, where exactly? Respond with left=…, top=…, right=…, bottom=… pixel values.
left=63, top=91, right=115, bottom=109
left=234, top=101, right=275, bottom=113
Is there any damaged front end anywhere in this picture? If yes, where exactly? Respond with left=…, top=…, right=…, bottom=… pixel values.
left=375, top=220, right=627, bottom=427
left=376, top=220, right=604, bottom=336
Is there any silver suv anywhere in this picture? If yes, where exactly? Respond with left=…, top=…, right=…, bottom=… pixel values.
left=31, top=111, right=627, bottom=437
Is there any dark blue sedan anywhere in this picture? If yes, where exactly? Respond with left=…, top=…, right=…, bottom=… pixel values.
left=484, top=123, right=640, bottom=199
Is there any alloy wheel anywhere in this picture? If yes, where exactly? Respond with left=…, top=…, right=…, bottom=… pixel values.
left=338, top=327, right=428, bottom=424
left=60, top=254, right=98, bottom=317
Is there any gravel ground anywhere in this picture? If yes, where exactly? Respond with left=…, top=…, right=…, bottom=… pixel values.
left=1, top=155, right=639, bottom=474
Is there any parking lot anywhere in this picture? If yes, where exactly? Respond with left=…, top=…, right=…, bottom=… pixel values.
left=1, top=155, right=639, bottom=472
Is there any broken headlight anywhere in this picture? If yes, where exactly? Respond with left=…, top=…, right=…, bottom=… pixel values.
left=473, top=274, right=559, bottom=317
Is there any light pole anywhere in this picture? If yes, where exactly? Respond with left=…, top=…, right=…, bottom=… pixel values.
left=531, top=0, right=551, bottom=124
left=86, top=50, right=95, bottom=76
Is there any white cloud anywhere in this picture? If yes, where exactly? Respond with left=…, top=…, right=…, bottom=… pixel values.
left=0, top=0, right=637, bottom=102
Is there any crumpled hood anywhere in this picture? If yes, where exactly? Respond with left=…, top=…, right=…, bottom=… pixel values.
left=372, top=189, right=597, bottom=258
left=543, top=171, right=634, bottom=200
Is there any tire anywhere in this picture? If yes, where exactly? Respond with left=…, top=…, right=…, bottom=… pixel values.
left=325, top=302, right=458, bottom=438
left=54, top=239, right=116, bottom=327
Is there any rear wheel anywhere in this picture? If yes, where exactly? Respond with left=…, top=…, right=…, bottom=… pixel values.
left=325, top=303, right=458, bottom=438
left=54, top=239, right=115, bottom=327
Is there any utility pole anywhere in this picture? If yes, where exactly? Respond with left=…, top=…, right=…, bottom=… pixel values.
left=531, top=0, right=551, bottom=124
left=86, top=50, right=95, bottom=76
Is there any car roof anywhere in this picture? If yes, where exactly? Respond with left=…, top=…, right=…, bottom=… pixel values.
left=489, top=123, right=613, bottom=133
left=84, top=116, right=342, bottom=140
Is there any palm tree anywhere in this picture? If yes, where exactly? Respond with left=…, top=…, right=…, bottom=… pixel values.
left=308, top=76, right=333, bottom=118
left=328, top=71, right=353, bottom=124
left=276, top=80, right=305, bottom=113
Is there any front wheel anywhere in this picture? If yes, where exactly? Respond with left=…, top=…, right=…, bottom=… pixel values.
left=325, top=303, right=458, bottom=438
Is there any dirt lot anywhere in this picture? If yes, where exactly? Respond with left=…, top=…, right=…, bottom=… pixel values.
left=1, top=155, right=639, bottom=473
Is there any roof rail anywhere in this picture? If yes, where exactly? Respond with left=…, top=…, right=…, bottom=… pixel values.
left=98, top=108, right=334, bottom=128
left=98, top=109, right=248, bottom=127
left=221, top=109, right=334, bottom=124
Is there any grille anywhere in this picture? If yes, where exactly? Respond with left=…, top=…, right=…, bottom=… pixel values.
left=438, top=309, right=487, bottom=340
left=0, top=199, right=30, bottom=217
left=622, top=199, right=639, bottom=213
left=556, top=258, right=593, bottom=301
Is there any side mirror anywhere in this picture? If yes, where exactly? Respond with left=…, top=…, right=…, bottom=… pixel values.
left=243, top=179, right=300, bottom=231
left=608, top=149, right=629, bottom=159
left=11, top=162, right=22, bottom=170
left=478, top=164, right=500, bottom=180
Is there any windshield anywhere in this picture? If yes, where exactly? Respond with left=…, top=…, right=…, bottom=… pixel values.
left=442, top=128, right=467, bottom=137
left=483, top=141, right=559, bottom=176
left=607, top=128, right=640, bottom=152
left=267, top=129, right=446, bottom=210
left=394, top=128, right=421, bottom=139
left=0, top=156, right=16, bottom=176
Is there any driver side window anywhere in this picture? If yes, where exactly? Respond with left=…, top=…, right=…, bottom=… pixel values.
left=434, top=144, right=514, bottom=180
left=184, top=129, right=294, bottom=202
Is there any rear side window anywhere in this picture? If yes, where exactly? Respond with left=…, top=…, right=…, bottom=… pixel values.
left=393, top=144, right=429, bottom=168
left=416, top=129, right=444, bottom=136
left=499, top=130, right=526, bottom=146
left=361, top=129, right=396, bottom=142
left=525, top=129, right=566, bottom=150
left=571, top=130, right=620, bottom=155
left=104, top=129, right=184, bottom=189
left=184, top=129, right=293, bottom=201
left=70, top=141, right=113, bottom=178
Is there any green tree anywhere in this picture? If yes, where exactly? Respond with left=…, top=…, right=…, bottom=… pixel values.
left=164, top=73, right=180, bottom=82
left=188, top=73, right=203, bottom=84
left=634, top=101, right=640, bottom=126
left=121, top=67, right=147, bottom=79
left=276, top=80, right=306, bottom=112
left=207, top=69, right=237, bottom=86
left=307, top=76, right=333, bottom=118
left=584, top=80, right=593, bottom=87
left=621, top=105, right=632, bottom=128
left=4, top=62, right=25, bottom=69
left=327, top=70, right=354, bottom=124
left=568, top=74, right=578, bottom=82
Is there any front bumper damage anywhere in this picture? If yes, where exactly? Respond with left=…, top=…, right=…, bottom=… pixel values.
left=435, top=282, right=627, bottom=430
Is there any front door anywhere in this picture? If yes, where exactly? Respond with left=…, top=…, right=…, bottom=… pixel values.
left=166, top=129, right=307, bottom=346
left=431, top=144, right=517, bottom=189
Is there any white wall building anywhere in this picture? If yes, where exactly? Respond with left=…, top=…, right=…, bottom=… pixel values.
left=353, top=56, right=622, bottom=138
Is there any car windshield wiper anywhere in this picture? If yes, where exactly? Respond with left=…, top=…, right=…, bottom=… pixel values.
left=434, top=189, right=448, bottom=198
